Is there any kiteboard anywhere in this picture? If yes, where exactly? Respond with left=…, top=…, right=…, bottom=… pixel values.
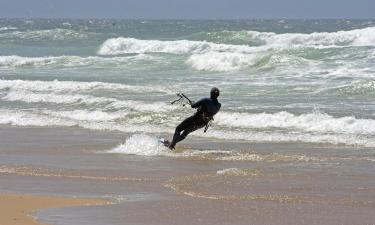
left=159, top=138, right=170, bottom=148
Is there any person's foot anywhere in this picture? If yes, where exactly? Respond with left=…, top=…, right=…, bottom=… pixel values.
left=168, top=141, right=175, bottom=150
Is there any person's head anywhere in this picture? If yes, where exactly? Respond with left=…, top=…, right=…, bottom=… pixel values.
left=210, top=87, right=220, bottom=99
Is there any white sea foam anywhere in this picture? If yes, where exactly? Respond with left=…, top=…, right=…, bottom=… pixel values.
left=0, top=28, right=89, bottom=40
left=3, top=90, right=110, bottom=104
left=2, top=90, right=175, bottom=112
left=0, top=109, right=75, bottom=127
left=0, top=108, right=168, bottom=133
left=0, top=26, right=18, bottom=32
left=216, top=111, right=375, bottom=135
left=251, top=26, right=375, bottom=47
left=0, top=55, right=157, bottom=68
left=98, top=27, right=375, bottom=57
left=0, top=55, right=58, bottom=67
left=0, top=79, right=170, bottom=94
left=108, top=133, right=170, bottom=156
left=186, top=52, right=260, bottom=71
left=216, top=168, right=253, bottom=176
left=337, top=80, right=375, bottom=95
left=42, top=109, right=126, bottom=122
left=98, top=37, right=259, bottom=55
left=61, top=22, right=72, bottom=27
left=0, top=108, right=374, bottom=147
left=203, top=129, right=375, bottom=147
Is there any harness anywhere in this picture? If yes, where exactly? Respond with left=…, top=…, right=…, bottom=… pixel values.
left=171, top=92, right=214, bottom=133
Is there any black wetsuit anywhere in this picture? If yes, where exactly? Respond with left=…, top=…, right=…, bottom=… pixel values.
left=169, top=97, right=221, bottom=149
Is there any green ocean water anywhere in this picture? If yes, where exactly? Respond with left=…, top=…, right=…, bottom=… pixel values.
left=1, top=19, right=375, bottom=148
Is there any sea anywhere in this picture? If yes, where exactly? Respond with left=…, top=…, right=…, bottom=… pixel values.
left=1, top=18, right=375, bottom=150
left=1, top=19, right=375, bottom=225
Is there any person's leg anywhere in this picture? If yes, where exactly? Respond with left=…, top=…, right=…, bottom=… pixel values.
left=178, top=123, right=204, bottom=142
left=169, top=115, right=197, bottom=149
left=169, top=119, right=205, bottom=149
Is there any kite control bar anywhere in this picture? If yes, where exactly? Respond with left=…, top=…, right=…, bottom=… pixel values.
left=170, top=92, right=214, bottom=133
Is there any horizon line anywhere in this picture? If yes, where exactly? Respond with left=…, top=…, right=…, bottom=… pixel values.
left=1, top=17, right=375, bottom=20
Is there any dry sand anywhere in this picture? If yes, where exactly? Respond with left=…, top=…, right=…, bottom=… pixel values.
left=0, top=193, right=108, bottom=225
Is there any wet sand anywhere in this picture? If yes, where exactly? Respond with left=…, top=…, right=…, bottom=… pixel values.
left=1, top=126, right=375, bottom=225
left=0, top=193, right=107, bottom=225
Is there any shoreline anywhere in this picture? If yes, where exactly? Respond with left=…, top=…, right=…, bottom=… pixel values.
left=0, top=192, right=109, bottom=225
left=1, top=125, right=374, bottom=225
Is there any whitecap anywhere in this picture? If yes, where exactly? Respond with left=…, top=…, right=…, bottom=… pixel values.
left=215, top=111, right=375, bottom=135
left=108, top=133, right=170, bottom=156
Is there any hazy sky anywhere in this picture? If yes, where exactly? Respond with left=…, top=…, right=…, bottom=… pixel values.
left=0, top=0, right=374, bottom=19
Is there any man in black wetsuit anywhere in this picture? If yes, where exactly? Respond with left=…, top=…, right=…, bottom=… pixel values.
left=167, top=87, right=221, bottom=149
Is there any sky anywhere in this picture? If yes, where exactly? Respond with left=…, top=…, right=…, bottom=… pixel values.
left=0, top=0, right=374, bottom=19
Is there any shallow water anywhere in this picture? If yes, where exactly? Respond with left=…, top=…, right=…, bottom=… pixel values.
left=1, top=126, right=375, bottom=225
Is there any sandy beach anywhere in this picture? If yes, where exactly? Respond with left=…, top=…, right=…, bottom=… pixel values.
left=0, top=193, right=107, bottom=225
left=1, top=125, right=375, bottom=225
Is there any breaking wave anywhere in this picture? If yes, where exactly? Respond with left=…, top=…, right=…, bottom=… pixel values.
left=204, top=129, right=375, bottom=147
left=0, top=109, right=75, bottom=127
left=107, top=134, right=320, bottom=161
left=0, top=108, right=374, bottom=147
left=193, top=27, right=375, bottom=47
left=248, top=26, right=375, bottom=47
left=43, top=109, right=125, bottom=122
left=2, top=90, right=175, bottom=112
left=186, top=52, right=261, bottom=72
left=0, top=26, right=18, bottom=32
left=336, top=80, right=375, bottom=95
left=96, top=27, right=375, bottom=72
left=108, top=134, right=170, bottom=156
left=0, top=79, right=169, bottom=94
left=0, top=109, right=167, bottom=133
left=97, top=37, right=259, bottom=55
left=98, top=27, right=375, bottom=56
left=0, top=28, right=90, bottom=40
left=216, top=111, right=375, bottom=135
left=0, top=55, right=157, bottom=68
left=0, top=79, right=170, bottom=93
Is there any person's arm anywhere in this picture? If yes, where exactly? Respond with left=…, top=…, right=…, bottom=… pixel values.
left=191, top=98, right=205, bottom=108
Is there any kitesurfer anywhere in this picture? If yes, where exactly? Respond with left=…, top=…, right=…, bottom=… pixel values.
left=166, top=87, right=221, bottom=149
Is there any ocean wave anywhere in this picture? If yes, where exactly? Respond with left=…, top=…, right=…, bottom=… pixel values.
left=0, top=108, right=374, bottom=147
left=336, top=80, right=375, bottom=95
left=0, top=55, right=157, bottom=68
left=0, top=109, right=75, bottom=127
left=97, top=37, right=259, bottom=55
left=204, top=129, right=375, bottom=147
left=252, top=26, right=375, bottom=47
left=2, top=90, right=175, bottom=112
left=108, top=133, right=170, bottom=156
left=42, top=109, right=126, bottom=122
left=216, top=168, right=259, bottom=176
left=186, top=52, right=261, bottom=72
left=108, top=136, right=320, bottom=161
left=0, top=79, right=170, bottom=94
left=0, top=26, right=18, bottom=32
left=215, top=111, right=375, bottom=135
left=98, top=27, right=375, bottom=56
left=187, top=50, right=319, bottom=71
left=185, top=30, right=259, bottom=45
left=0, top=28, right=89, bottom=40
left=195, top=27, right=375, bottom=47
left=0, top=108, right=168, bottom=133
